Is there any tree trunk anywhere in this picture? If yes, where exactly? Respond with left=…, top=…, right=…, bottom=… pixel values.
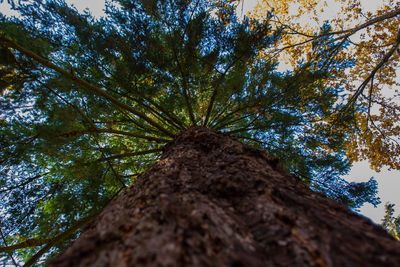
left=49, top=127, right=400, bottom=266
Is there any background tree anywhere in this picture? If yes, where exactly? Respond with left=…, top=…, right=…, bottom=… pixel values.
left=250, top=0, right=400, bottom=171
left=0, top=0, right=381, bottom=265
left=382, top=203, right=400, bottom=240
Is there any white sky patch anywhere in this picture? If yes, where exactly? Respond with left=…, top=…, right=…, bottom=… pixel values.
left=0, top=1, right=18, bottom=16
left=237, top=0, right=258, bottom=18
left=67, top=0, right=106, bottom=17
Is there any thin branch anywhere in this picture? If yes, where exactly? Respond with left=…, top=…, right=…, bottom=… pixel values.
left=80, top=98, right=127, bottom=187
left=143, top=98, right=187, bottom=130
left=270, top=8, right=400, bottom=55
left=23, top=212, right=99, bottom=267
left=40, top=82, right=169, bottom=143
left=0, top=172, right=50, bottom=194
left=0, top=238, right=49, bottom=253
left=366, top=76, right=375, bottom=126
left=182, top=0, right=201, bottom=38
left=116, top=107, right=165, bottom=136
left=105, top=83, right=185, bottom=131
left=367, top=97, right=400, bottom=113
left=95, top=148, right=162, bottom=163
left=97, top=129, right=170, bottom=143
left=344, top=29, right=400, bottom=111
left=0, top=35, right=175, bottom=137
left=171, top=45, right=197, bottom=125
left=223, top=113, right=264, bottom=135
left=80, top=43, right=186, bottom=132
left=225, top=125, right=264, bottom=135
left=237, top=135, right=271, bottom=145
left=207, top=100, right=237, bottom=128
left=45, top=85, right=126, bottom=187
left=211, top=103, right=253, bottom=129
left=361, top=94, right=400, bottom=148
left=54, top=128, right=170, bottom=143
left=139, top=101, right=184, bottom=131
left=214, top=111, right=258, bottom=131
left=0, top=226, right=19, bottom=266
left=202, top=55, right=246, bottom=127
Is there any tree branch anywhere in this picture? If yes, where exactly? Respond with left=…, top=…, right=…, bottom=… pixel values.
left=44, top=86, right=126, bottom=186
left=0, top=238, right=49, bottom=253
left=105, top=83, right=186, bottom=131
left=0, top=226, right=19, bottom=266
left=202, top=55, right=246, bottom=127
left=344, top=29, right=400, bottom=110
left=54, top=128, right=170, bottom=143
left=23, top=212, right=99, bottom=267
left=0, top=35, right=175, bottom=137
left=0, top=172, right=50, bottom=194
left=95, top=148, right=162, bottom=163
left=211, top=103, right=253, bottom=129
left=270, top=8, right=400, bottom=56
left=171, top=45, right=197, bottom=125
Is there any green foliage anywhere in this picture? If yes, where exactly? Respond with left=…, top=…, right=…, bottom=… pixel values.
left=381, top=203, right=400, bottom=240
left=0, top=0, right=380, bottom=265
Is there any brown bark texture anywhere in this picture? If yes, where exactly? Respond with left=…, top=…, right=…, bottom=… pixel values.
left=50, top=127, right=400, bottom=267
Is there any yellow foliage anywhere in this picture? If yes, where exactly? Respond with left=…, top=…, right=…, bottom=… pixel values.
left=251, top=0, right=400, bottom=170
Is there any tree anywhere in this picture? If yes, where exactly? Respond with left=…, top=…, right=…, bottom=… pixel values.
left=48, top=127, right=400, bottom=266
left=0, top=0, right=383, bottom=265
left=382, top=203, right=400, bottom=240
left=250, top=0, right=400, bottom=171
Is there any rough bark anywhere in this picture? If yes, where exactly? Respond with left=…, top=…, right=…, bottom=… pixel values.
left=50, top=127, right=400, bottom=267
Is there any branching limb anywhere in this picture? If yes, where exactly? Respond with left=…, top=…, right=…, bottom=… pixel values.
left=202, top=56, right=245, bottom=127
left=211, top=103, right=253, bottom=129
left=214, top=111, right=258, bottom=131
left=44, top=86, right=126, bottom=187
left=0, top=172, right=50, bottom=194
left=344, top=29, right=400, bottom=111
left=23, top=212, right=99, bottom=267
left=106, top=84, right=185, bottom=131
left=41, top=84, right=168, bottom=141
left=171, top=46, right=196, bottom=125
left=0, top=237, right=50, bottom=253
left=96, top=129, right=170, bottom=143
left=0, top=35, right=175, bottom=137
left=53, top=128, right=170, bottom=143
left=270, top=8, right=400, bottom=55
left=0, top=226, right=19, bottom=266
left=207, top=100, right=237, bottom=128
left=95, top=148, right=162, bottom=163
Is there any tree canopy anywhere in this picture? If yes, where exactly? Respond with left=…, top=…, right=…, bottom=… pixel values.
left=0, top=0, right=381, bottom=265
left=250, top=0, right=400, bottom=171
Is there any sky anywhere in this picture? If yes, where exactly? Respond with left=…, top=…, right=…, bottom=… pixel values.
left=0, top=0, right=399, bottom=224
